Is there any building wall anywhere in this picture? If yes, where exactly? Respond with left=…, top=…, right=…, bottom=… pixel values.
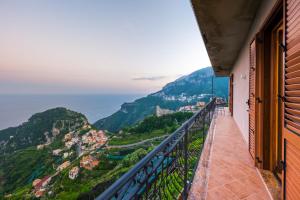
left=231, top=0, right=277, bottom=144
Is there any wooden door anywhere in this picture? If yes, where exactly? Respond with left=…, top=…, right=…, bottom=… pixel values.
left=270, top=22, right=284, bottom=179
left=249, top=39, right=257, bottom=160
left=283, top=0, right=300, bottom=199
left=229, top=74, right=234, bottom=116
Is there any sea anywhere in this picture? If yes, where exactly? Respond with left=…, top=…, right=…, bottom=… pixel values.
left=0, top=94, right=143, bottom=130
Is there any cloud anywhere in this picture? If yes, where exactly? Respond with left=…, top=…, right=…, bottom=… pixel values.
left=132, top=76, right=167, bottom=81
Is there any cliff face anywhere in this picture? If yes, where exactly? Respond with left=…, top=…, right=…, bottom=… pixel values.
left=94, top=67, right=229, bottom=132
left=155, top=106, right=174, bottom=117
left=0, top=107, right=88, bottom=153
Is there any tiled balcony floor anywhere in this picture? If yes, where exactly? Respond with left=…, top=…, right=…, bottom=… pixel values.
left=189, top=109, right=271, bottom=200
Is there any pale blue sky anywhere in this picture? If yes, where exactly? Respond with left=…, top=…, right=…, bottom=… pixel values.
left=0, top=0, right=210, bottom=94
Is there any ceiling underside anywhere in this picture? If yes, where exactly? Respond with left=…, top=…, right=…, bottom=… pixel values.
left=191, top=0, right=263, bottom=76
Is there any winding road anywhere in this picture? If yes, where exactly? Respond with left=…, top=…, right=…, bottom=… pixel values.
left=107, top=135, right=169, bottom=149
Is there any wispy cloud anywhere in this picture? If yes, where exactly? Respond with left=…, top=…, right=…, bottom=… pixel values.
left=132, top=76, right=167, bottom=81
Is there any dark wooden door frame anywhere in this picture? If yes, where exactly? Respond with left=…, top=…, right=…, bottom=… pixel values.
left=270, top=21, right=284, bottom=179
left=254, top=0, right=283, bottom=170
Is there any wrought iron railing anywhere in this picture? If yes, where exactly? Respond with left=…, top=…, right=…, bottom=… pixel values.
left=96, top=98, right=217, bottom=200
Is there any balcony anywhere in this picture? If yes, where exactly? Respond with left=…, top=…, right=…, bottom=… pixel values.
left=96, top=99, right=272, bottom=200
left=189, top=108, right=271, bottom=200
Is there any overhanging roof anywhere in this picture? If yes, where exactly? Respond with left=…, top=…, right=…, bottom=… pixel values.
left=191, top=0, right=263, bottom=76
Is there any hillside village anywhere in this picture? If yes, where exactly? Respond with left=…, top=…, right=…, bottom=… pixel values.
left=0, top=96, right=226, bottom=198
left=1, top=97, right=227, bottom=199
left=154, top=93, right=211, bottom=103
left=28, top=102, right=211, bottom=198
left=32, top=127, right=108, bottom=198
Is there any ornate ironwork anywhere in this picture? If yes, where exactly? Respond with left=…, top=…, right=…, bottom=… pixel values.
left=96, top=98, right=217, bottom=200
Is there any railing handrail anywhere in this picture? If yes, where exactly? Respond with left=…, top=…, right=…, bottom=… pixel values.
left=96, top=98, right=216, bottom=200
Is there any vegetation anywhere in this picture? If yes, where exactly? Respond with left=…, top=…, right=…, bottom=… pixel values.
left=161, top=67, right=228, bottom=97
left=145, top=125, right=209, bottom=200
left=0, top=107, right=88, bottom=153
left=0, top=107, right=196, bottom=199
left=0, top=67, right=221, bottom=199
left=94, top=95, right=189, bottom=133
left=109, top=129, right=167, bottom=146
left=94, top=67, right=228, bottom=132
left=127, top=112, right=193, bottom=133
left=4, top=147, right=151, bottom=200
left=0, top=147, right=56, bottom=195
left=109, top=112, right=193, bottom=145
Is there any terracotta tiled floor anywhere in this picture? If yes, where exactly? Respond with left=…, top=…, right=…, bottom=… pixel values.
left=190, top=109, right=271, bottom=200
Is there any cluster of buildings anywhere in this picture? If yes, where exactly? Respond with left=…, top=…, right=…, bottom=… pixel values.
left=32, top=154, right=100, bottom=198
left=56, top=161, right=71, bottom=172
left=178, top=105, right=197, bottom=112
left=82, top=130, right=107, bottom=146
left=64, top=132, right=80, bottom=149
left=32, top=128, right=105, bottom=198
left=154, top=101, right=207, bottom=116
left=80, top=155, right=99, bottom=170
left=196, top=101, right=206, bottom=107
left=62, top=130, right=108, bottom=153
left=66, top=155, right=99, bottom=180
left=32, top=176, right=52, bottom=198
left=69, top=166, right=79, bottom=180
left=52, top=149, right=63, bottom=156
left=51, top=129, right=108, bottom=158
left=52, top=148, right=73, bottom=159
left=80, top=130, right=108, bottom=151
left=178, top=101, right=206, bottom=113
left=160, top=93, right=209, bottom=103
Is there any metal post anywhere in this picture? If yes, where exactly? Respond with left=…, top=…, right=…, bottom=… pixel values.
left=209, top=107, right=211, bottom=123
left=211, top=76, right=214, bottom=123
left=183, top=125, right=189, bottom=200
left=211, top=76, right=214, bottom=99
left=202, top=110, right=206, bottom=140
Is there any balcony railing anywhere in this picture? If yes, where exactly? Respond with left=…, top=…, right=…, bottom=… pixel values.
left=96, top=98, right=217, bottom=200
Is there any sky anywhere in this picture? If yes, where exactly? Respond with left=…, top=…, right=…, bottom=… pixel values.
left=0, top=0, right=211, bottom=94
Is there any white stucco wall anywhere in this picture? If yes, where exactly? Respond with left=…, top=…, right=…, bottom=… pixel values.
left=231, top=0, right=278, bottom=144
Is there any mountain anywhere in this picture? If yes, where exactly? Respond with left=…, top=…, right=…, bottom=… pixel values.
left=0, top=107, right=88, bottom=154
left=94, top=67, right=228, bottom=132
left=0, top=108, right=193, bottom=199
left=156, top=67, right=228, bottom=97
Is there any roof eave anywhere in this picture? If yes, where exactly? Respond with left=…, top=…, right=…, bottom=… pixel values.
left=191, top=0, right=263, bottom=76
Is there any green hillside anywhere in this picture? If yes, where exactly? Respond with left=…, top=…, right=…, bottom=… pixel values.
left=0, top=107, right=88, bottom=154
left=94, top=67, right=228, bottom=132
left=1, top=110, right=193, bottom=199
left=109, top=112, right=193, bottom=145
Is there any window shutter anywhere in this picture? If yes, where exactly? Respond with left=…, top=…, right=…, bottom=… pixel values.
left=249, top=39, right=257, bottom=159
left=283, top=0, right=300, bottom=199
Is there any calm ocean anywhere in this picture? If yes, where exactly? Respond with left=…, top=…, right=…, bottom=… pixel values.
left=0, top=94, right=143, bottom=130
